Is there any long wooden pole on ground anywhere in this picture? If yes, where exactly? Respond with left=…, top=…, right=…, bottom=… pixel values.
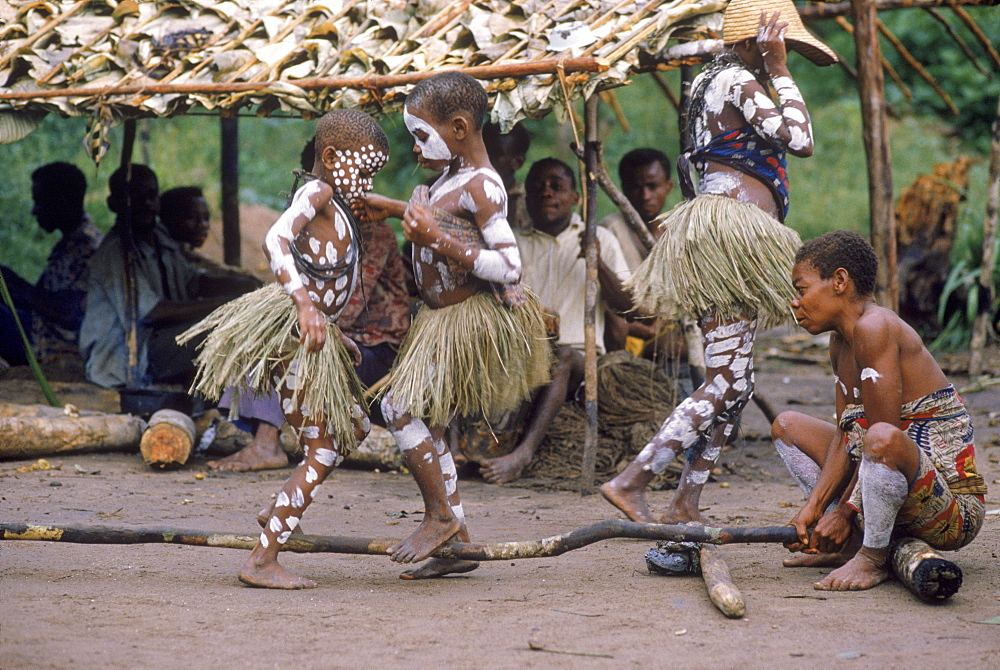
left=0, top=521, right=798, bottom=559
left=968, top=96, right=998, bottom=376
left=580, top=93, right=600, bottom=495
left=851, top=0, right=898, bottom=311
left=220, top=115, right=241, bottom=267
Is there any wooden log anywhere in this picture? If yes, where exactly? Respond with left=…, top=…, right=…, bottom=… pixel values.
left=889, top=536, right=963, bottom=602
left=0, top=521, right=799, bottom=560
left=699, top=544, right=746, bottom=618
left=0, top=414, right=145, bottom=460
left=139, top=409, right=195, bottom=469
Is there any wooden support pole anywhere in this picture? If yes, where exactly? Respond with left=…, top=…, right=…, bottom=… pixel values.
left=580, top=93, right=600, bottom=494
left=119, top=119, right=141, bottom=386
left=220, top=115, right=241, bottom=268
left=851, top=0, right=898, bottom=311
left=0, top=520, right=799, bottom=560
left=969, top=96, right=999, bottom=376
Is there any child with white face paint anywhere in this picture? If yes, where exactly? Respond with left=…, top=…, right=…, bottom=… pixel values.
left=772, top=230, right=985, bottom=592
left=361, top=71, right=551, bottom=579
left=179, top=110, right=391, bottom=589
left=600, top=0, right=836, bottom=528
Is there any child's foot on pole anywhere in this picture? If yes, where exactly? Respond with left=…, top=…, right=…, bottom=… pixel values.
left=388, top=514, right=462, bottom=563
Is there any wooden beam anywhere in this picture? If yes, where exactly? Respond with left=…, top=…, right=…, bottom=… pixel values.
left=851, top=0, right=898, bottom=311
left=800, top=0, right=997, bottom=21
left=220, top=116, right=241, bottom=267
left=968, top=97, right=998, bottom=376
left=580, top=93, right=600, bottom=495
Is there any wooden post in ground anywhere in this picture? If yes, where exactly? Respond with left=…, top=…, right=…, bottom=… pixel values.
left=851, top=0, right=898, bottom=311
left=220, top=114, right=241, bottom=267
left=580, top=93, right=600, bottom=494
left=969, top=97, right=998, bottom=376
left=119, top=119, right=140, bottom=387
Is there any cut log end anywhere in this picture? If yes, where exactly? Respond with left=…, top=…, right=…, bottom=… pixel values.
left=140, top=423, right=192, bottom=469
left=889, top=537, right=963, bottom=602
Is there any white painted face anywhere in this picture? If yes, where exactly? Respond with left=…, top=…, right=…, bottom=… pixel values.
left=403, top=106, right=452, bottom=162
left=327, top=143, right=387, bottom=204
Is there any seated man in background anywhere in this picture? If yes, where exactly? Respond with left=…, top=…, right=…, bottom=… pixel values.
left=476, top=158, right=634, bottom=484
left=79, top=165, right=257, bottom=390
left=1, top=162, right=102, bottom=368
left=598, top=148, right=676, bottom=356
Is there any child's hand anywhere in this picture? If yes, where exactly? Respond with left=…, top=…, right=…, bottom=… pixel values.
left=359, top=193, right=402, bottom=222
left=401, top=202, right=443, bottom=247
left=338, top=328, right=363, bottom=366
left=296, top=302, right=327, bottom=352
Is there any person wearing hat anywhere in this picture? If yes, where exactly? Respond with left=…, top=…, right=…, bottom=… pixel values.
left=600, top=1, right=836, bottom=525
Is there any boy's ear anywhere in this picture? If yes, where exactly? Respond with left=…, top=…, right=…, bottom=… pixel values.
left=319, top=145, right=338, bottom=169
left=831, top=267, right=851, bottom=295
left=451, top=114, right=470, bottom=141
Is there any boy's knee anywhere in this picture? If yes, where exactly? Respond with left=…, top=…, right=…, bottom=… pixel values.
left=771, top=410, right=799, bottom=442
left=862, top=422, right=904, bottom=460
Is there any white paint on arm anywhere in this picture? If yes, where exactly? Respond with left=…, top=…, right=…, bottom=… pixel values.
left=860, top=367, right=882, bottom=383
left=265, top=180, right=323, bottom=294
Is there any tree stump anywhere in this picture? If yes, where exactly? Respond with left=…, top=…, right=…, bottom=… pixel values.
left=140, top=409, right=195, bottom=469
left=889, top=536, right=963, bottom=602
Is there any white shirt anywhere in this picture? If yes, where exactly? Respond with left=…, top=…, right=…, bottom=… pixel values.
left=514, top=212, right=630, bottom=353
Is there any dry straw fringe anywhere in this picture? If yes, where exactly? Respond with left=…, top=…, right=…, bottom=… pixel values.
left=626, top=194, right=801, bottom=331
left=385, top=291, right=552, bottom=427
left=177, top=283, right=365, bottom=451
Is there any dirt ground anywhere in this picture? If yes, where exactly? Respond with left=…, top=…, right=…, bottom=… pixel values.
left=1, top=331, right=999, bottom=668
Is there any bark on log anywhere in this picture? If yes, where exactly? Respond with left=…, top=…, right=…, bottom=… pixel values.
left=0, top=414, right=145, bottom=460
left=700, top=544, right=746, bottom=618
left=0, top=521, right=799, bottom=561
left=889, top=536, right=963, bottom=601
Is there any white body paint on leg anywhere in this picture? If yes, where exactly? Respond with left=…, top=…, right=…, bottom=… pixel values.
left=859, top=458, right=908, bottom=549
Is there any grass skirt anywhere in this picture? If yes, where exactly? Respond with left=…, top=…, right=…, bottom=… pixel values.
left=627, top=194, right=801, bottom=330
left=384, top=290, right=552, bottom=426
left=177, top=283, right=365, bottom=451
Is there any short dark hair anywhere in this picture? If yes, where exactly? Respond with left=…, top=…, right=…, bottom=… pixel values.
left=108, top=164, right=158, bottom=199
left=315, top=109, right=389, bottom=156
left=618, top=148, right=672, bottom=185
left=32, top=161, right=86, bottom=203
left=795, top=230, right=878, bottom=297
left=526, top=157, right=577, bottom=192
left=406, top=72, right=488, bottom=130
left=160, top=186, right=205, bottom=226
left=483, top=122, right=530, bottom=158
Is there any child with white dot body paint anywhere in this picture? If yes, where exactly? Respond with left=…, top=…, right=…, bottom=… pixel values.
left=771, top=230, right=985, bottom=591
left=178, top=110, right=390, bottom=589
left=600, top=0, right=837, bottom=526
left=361, top=71, right=551, bottom=579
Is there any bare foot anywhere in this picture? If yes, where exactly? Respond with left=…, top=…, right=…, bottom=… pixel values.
left=388, top=516, right=462, bottom=564
left=399, top=558, right=480, bottom=580
left=208, top=439, right=288, bottom=472
left=652, top=507, right=704, bottom=525
left=238, top=559, right=317, bottom=589
left=600, top=479, right=654, bottom=523
left=784, top=534, right=860, bottom=568
left=814, top=546, right=889, bottom=591
left=481, top=450, right=531, bottom=484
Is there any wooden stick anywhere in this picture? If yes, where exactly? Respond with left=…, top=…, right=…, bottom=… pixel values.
left=699, top=544, right=746, bottom=618
left=0, top=521, right=799, bottom=560
left=799, top=0, right=996, bottom=21
left=889, top=536, right=963, bottom=601
left=0, top=57, right=609, bottom=102
left=877, top=19, right=958, bottom=115
left=580, top=93, right=600, bottom=495
left=968, top=96, right=998, bottom=376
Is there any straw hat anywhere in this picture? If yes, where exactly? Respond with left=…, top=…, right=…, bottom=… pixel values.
left=722, top=0, right=838, bottom=66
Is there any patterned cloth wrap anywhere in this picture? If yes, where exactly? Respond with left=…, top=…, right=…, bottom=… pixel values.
left=839, top=385, right=986, bottom=550
left=679, top=127, right=790, bottom=221
left=410, top=184, right=525, bottom=309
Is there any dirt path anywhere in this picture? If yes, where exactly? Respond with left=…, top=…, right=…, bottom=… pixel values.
left=2, top=336, right=999, bottom=667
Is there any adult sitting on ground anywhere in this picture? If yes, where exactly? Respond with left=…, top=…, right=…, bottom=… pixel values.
left=773, top=230, right=985, bottom=591
left=598, top=148, right=679, bottom=357
left=483, top=122, right=531, bottom=231
left=79, top=165, right=257, bottom=390
left=476, top=158, right=633, bottom=484
left=1, top=162, right=103, bottom=368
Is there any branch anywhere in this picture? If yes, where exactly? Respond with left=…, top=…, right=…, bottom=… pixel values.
left=800, top=0, right=997, bottom=21
left=570, top=141, right=657, bottom=252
